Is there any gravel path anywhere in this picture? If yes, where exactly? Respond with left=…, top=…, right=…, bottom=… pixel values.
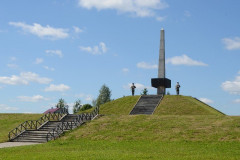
left=0, top=142, right=42, bottom=149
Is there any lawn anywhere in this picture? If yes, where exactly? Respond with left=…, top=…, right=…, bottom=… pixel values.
left=155, top=95, right=224, bottom=115
left=0, top=139, right=239, bottom=160
left=0, top=114, right=240, bottom=159
left=0, top=96, right=239, bottom=159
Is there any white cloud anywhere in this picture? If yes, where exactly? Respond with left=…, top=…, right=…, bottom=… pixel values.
left=73, top=26, right=83, bottom=33
left=221, top=75, right=240, bottom=94
left=78, top=0, right=168, bottom=18
left=123, top=83, right=154, bottom=91
left=222, top=37, right=240, bottom=50
left=80, top=42, right=107, bottom=55
left=0, top=104, right=18, bottom=111
left=45, top=84, right=70, bottom=92
left=7, top=63, right=18, bottom=69
left=166, top=54, right=208, bottom=66
left=137, top=62, right=157, bottom=69
left=35, top=58, right=43, bottom=64
left=0, top=72, right=52, bottom=85
left=17, top=95, right=48, bottom=102
left=85, top=95, right=94, bottom=101
left=41, top=103, right=56, bottom=109
left=234, top=99, right=240, bottom=103
left=10, top=57, right=17, bottom=61
left=75, top=93, right=94, bottom=101
left=43, top=66, right=55, bottom=71
left=9, top=22, right=69, bottom=40
left=156, top=16, right=166, bottom=22
left=122, top=68, right=129, bottom=73
left=184, top=10, right=191, bottom=17
left=45, top=50, right=63, bottom=58
left=199, top=98, right=214, bottom=104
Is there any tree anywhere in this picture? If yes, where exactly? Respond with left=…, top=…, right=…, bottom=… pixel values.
left=141, top=88, right=148, bottom=95
left=80, top=104, right=92, bottom=111
left=73, top=99, right=81, bottom=114
left=96, top=84, right=111, bottom=106
left=56, top=98, right=66, bottom=108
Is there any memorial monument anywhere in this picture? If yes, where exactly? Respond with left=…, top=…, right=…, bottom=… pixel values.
left=151, top=28, right=171, bottom=95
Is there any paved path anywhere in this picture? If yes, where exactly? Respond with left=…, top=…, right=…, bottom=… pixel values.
left=0, top=142, right=41, bottom=149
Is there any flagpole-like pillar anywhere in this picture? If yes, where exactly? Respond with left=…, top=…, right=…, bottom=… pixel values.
left=151, top=28, right=171, bottom=95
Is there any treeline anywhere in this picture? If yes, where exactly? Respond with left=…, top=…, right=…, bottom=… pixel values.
left=55, top=84, right=111, bottom=114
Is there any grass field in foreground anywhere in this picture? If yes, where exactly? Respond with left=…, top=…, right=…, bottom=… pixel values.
left=0, top=113, right=42, bottom=143
left=0, top=139, right=239, bottom=160
left=0, top=114, right=239, bottom=159
left=0, top=95, right=239, bottom=159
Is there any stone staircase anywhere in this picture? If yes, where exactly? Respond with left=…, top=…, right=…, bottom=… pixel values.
left=130, top=95, right=163, bottom=115
left=12, top=114, right=79, bottom=143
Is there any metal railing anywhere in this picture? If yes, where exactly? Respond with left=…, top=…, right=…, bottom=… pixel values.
left=46, top=106, right=99, bottom=141
left=8, top=109, right=68, bottom=141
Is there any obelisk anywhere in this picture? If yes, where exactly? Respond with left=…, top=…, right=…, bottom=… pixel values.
left=151, top=28, right=171, bottom=95
left=158, top=28, right=166, bottom=95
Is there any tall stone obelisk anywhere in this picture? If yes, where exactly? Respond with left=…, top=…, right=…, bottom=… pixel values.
left=158, top=28, right=166, bottom=95
left=151, top=28, right=171, bottom=95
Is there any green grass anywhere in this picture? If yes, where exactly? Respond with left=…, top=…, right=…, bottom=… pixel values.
left=62, top=115, right=240, bottom=142
left=76, top=107, right=95, bottom=114
left=99, top=95, right=140, bottom=115
left=0, top=139, right=239, bottom=160
left=0, top=96, right=239, bottom=159
left=0, top=113, right=42, bottom=143
left=155, top=95, right=224, bottom=115
left=1, top=114, right=239, bottom=159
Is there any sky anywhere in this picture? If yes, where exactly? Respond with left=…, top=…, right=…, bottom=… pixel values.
left=0, top=0, right=240, bottom=115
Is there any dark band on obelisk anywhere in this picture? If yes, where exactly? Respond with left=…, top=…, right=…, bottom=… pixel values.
left=151, top=28, right=171, bottom=95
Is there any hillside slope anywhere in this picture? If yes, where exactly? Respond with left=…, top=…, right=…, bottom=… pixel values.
left=98, top=95, right=223, bottom=116
left=62, top=115, right=240, bottom=142
left=155, top=95, right=224, bottom=115
left=99, top=96, right=140, bottom=115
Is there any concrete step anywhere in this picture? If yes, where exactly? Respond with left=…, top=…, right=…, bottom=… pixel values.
left=11, top=114, right=91, bottom=143
left=13, top=139, right=47, bottom=143
left=130, top=95, right=163, bottom=115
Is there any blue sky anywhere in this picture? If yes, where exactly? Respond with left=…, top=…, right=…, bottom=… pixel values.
left=0, top=0, right=240, bottom=115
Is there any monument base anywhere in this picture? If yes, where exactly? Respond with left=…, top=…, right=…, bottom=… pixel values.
left=157, top=86, right=165, bottom=95
left=151, top=78, right=171, bottom=95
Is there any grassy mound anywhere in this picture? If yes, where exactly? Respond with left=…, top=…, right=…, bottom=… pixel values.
left=0, top=113, right=42, bottom=142
left=99, top=95, right=140, bottom=115
left=62, top=115, right=239, bottom=142
left=0, top=95, right=239, bottom=159
left=0, top=115, right=239, bottom=159
left=155, top=95, right=224, bottom=115
left=94, top=95, right=223, bottom=116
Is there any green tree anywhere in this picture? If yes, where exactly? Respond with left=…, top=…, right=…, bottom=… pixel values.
left=56, top=98, right=66, bottom=108
left=141, top=88, right=148, bottom=95
left=73, top=99, right=81, bottom=114
left=80, top=104, right=93, bottom=111
left=96, top=84, right=111, bottom=106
